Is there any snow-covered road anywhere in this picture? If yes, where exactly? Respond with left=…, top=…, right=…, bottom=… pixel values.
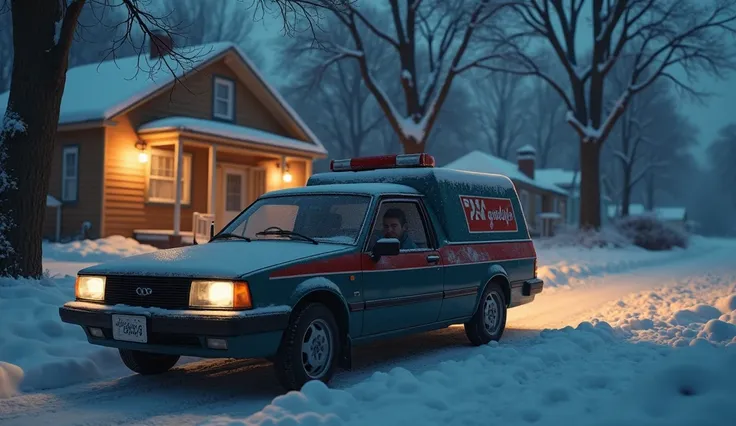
left=1, top=242, right=734, bottom=426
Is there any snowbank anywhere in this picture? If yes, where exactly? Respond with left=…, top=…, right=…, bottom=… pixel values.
left=535, top=236, right=717, bottom=291
left=42, top=235, right=158, bottom=262
left=0, top=276, right=119, bottom=396
left=201, top=323, right=736, bottom=426
left=592, top=274, right=736, bottom=348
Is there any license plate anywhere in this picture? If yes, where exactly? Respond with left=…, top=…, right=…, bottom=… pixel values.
left=112, top=314, right=148, bottom=343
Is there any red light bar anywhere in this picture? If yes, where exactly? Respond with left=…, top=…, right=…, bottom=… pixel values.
left=330, top=154, right=436, bottom=172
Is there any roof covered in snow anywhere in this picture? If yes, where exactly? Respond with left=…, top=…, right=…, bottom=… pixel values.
left=266, top=182, right=420, bottom=197
left=138, top=117, right=326, bottom=156
left=535, top=168, right=580, bottom=188
left=444, top=150, right=567, bottom=196
left=607, top=204, right=687, bottom=221
left=0, top=42, right=324, bottom=153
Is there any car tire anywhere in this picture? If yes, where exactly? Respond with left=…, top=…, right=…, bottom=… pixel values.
left=273, top=303, right=340, bottom=391
left=464, top=281, right=507, bottom=346
left=119, top=349, right=180, bottom=375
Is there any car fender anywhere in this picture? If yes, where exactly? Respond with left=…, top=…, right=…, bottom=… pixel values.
left=289, top=276, right=351, bottom=316
left=473, top=263, right=511, bottom=307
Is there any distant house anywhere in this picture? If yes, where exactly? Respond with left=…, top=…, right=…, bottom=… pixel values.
left=535, top=167, right=613, bottom=227
left=444, top=146, right=568, bottom=237
left=0, top=36, right=327, bottom=248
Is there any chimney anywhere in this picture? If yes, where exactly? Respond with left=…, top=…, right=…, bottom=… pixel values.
left=516, top=144, right=537, bottom=180
left=150, top=31, right=174, bottom=59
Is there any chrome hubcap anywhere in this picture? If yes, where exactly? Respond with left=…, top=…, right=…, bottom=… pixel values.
left=301, top=319, right=332, bottom=379
left=483, top=292, right=503, bottom=335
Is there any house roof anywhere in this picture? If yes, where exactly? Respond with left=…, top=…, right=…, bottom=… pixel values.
left=444, top=150, right=568, bottom=196
left=607, top=204, right=687, bottom=221
left=138, top=117, right=327, bottom=156
left=535, top=168, right=580, bottom=188
left=0, top=41, right=325, bottom=153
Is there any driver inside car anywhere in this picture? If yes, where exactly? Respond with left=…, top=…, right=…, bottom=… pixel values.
left=380, top=207, right=417, bottom=250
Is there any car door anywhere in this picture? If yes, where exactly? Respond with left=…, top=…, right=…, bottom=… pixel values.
left=360, top=197, right=443, bottom=335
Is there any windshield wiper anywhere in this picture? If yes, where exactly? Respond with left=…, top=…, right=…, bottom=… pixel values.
left=255, top=227, right=318, bottom=245
left=210, top=232, right=251, bottom=242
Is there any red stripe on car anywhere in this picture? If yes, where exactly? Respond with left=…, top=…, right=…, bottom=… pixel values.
left=269, top=241, right=535, bottom=279
left=439, top=241, right=536, bottom=265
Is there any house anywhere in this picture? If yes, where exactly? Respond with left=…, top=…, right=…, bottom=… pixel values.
left=607, top=204, right=688, bottom=230
left=0, top=36, right=327, bottom=248
left=444, top=146, right=568, bottom=237
left=535, top=167, right=613, bottom=227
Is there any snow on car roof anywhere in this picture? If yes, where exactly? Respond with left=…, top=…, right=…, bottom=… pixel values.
left=264, top=182, right=420, bottom=197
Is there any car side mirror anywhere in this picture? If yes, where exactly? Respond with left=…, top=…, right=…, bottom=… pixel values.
left=372, top=238, right=400, bottom=260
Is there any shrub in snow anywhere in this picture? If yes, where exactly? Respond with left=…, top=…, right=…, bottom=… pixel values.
left=0, top=111, right=26, bottom=272
left=614, top=213, right=689, bottom=251
left=536, top=225, right=632, bottom=249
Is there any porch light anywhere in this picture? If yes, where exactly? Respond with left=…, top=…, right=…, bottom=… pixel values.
left=135, top=140, right=148, bottom=163
left=278, top=160, right=292, bottom=183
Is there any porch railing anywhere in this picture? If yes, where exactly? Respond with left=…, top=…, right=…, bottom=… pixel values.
left=193, top=212, right=215, bottom=243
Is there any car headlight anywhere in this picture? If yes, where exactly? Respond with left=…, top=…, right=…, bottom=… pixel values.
left=189, top=280, right=252, bottom=309
left=76, top=276, right=106, bottom=301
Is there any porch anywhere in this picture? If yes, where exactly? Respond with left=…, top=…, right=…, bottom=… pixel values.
left=126, top=118, right=322, bottom=248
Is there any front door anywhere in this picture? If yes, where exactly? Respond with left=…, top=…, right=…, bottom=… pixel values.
left=360, top=198, right=444, bottom=335
left=219, top=167, right=247, bottom=229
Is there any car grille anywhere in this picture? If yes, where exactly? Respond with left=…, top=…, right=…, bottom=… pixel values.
left=104, top=276, right=192, bottom=309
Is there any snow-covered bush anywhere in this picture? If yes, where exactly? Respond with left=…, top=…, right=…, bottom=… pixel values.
left=0, top=111, right=26, bottom=272
left=536, top=225, right=632, bottom=249
left=614, top=213, right=689, bottom=251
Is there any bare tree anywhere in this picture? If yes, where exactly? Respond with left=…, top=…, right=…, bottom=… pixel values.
left=282, top=11, right=396, bottom=158
left=301, top=0, right=512, bottom=154
left=159, top=0, right=266, bottom=66
left=493, top=0, right=736, bottom=229
left=708, top=123, right=736, bottom=209
left=473, top=70, right=527, bottom=159
left=0, top=0, right=338, bottom=278
left=0, top=11, right=11, bottom=91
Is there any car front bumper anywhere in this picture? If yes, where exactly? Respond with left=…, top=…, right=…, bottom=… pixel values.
left=58, top=301, right=290, bottom=359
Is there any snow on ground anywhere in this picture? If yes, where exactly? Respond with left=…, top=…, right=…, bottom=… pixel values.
left=0, top=237, right=734, bottom=425
left=202, top=248, right=736, bottom=426
left=43, top=235, right=158, bottom=263
left=0, top=276, right=122, bottom=396
left=0, top=236, right=159, bottom=397
left=534, top=235, right=720, bottom=291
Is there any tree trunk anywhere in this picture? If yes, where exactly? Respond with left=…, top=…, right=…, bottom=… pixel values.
left=620, top=166, right=632, bottom=216
left=401, top=137, right=427, bottom=154
left=0, top=1, right=80, bottom=278
left=578, top=140, right=602, bottom=230
left=645, top=174, right=655, bottom=211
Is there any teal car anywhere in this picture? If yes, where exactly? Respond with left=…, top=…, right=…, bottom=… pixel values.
left=59, top=153, right=543, bottom=390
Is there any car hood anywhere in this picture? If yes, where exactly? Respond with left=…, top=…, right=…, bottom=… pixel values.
left=79, top=240, right=352, bottom=279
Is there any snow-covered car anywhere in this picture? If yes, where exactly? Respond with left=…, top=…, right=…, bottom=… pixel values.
left=59, top=153, right=544, bottom=390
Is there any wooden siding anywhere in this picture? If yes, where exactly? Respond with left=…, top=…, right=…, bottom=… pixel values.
left=43, top=128, right=105, bottom=240
left=126, top=59, right=291, bottom=138
left=102, top=115, right=208, bottom=237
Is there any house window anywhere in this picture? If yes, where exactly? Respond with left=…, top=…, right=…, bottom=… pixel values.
left=147, top=148, right=192, bottom=204
left=213, top=77, right=235, bottom=121
left=61, top=146, right=79, bottom=202
left=535, top=194, right=543, bottom=214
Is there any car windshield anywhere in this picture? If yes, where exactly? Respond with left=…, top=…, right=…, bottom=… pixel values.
left=220, top=194, right=371, bottom=245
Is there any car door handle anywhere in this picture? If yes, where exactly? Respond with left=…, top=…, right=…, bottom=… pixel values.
left=426, top=254, right=440, bottom=264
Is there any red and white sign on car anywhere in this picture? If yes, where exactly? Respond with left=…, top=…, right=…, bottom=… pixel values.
left=459, top=195, right=518, bottom=233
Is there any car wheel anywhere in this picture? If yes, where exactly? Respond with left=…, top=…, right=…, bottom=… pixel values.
left=273, top=303, right=340, bottom=391
left=464, top=281, right=507, bottom=346
left=119, top=349, right=180, bottom=375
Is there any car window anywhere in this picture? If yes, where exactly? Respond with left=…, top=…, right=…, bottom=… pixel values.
left=368, top=201, right=430, bottom=251
left=223, top=195, right=371, bottom=244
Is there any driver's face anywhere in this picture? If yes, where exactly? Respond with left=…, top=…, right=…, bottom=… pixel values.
left=382, top=217, right=404, bottom=239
